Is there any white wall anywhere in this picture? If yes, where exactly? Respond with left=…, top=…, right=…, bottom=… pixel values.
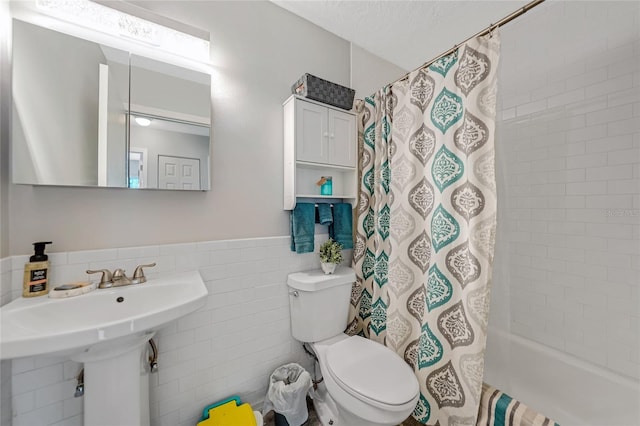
left=106, top=60, right=129, bottom=188
left=0, top=1, right=9, bottom=259
left=12, top=21, right=106, bottom=186
left=1, top=2, right=13, bottom=424
left=491, top=0, right=640, bottom=379
left=350, top=43, right=406, bottom=100
left=5, top=0, right=351, bottom=255
left=130, top=57, right=210, bottom=119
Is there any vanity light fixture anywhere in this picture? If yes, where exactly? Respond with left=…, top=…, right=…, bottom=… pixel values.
left=134, top=117, right=152, bottom=127
left=34, top=0, right=209, bottom=64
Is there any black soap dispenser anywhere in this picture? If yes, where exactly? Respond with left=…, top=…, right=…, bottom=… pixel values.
left=22, top=241, right=52, bottom=297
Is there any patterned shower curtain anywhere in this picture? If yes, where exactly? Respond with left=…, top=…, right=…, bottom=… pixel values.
left=348, top=32, right=500, bottom=425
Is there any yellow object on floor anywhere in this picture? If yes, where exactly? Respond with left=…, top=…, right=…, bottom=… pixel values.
left=197, top=399, right=257, bottom=426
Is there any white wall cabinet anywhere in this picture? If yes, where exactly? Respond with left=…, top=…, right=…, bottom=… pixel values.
left=284, top=95, right=357, bottom=210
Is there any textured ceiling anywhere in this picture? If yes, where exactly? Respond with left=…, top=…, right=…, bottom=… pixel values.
left=271, top=0, right=529, bottom=71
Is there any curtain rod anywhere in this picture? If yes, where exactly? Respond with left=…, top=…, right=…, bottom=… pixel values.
left=390, top=0, right=546, bottom=86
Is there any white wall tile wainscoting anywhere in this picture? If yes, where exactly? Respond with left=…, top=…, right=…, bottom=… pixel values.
left=0, top=236, right=348, bottom=426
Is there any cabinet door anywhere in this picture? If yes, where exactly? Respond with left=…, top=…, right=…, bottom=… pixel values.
left=328, top=109, right=356, bottom=167
left=296, top=100, right=328, bottom=163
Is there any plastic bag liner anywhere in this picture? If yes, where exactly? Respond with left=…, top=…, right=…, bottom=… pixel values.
left=263, top=363, right=313, bottom=426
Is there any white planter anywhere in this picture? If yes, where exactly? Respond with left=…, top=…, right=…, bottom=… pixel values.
left=321, top=262, right=337, bottom=274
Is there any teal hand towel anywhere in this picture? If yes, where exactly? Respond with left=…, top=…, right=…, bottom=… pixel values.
left=317, top=203, right=333, bottom=226
left=290, top=203, right=315, bottom=253
left=329, top=203, right=353, bottom=249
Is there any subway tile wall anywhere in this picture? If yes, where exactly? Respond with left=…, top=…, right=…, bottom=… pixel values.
left=1, top=258, right=12, bottom=426
left=0, top=235, right=344, bottom=426
left=493, top=1, right=639, bottom=379
left=0, top=362, right=9, bottom=426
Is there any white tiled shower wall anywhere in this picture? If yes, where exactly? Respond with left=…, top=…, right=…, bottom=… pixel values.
left=0, top=235, right=344, bottom=426
left=494, top=1, right=639, bottom=379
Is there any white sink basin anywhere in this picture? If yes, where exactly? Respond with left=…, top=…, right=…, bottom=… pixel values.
left=0, top=270, right=208, bottom=360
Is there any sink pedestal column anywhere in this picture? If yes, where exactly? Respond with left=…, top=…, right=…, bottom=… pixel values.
left=72, top=333, right=155, bottom=426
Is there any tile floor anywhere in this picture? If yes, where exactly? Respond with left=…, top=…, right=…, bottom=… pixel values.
left=263, top=398, right=420, bottom=425
left=263, top=398, right=320, bottom=425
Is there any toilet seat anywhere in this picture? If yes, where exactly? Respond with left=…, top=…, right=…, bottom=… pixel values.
left=325, top=335, right=419, bottom=409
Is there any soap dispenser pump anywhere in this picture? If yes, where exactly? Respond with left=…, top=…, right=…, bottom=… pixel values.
left=23, top=241, right=52, bottom=297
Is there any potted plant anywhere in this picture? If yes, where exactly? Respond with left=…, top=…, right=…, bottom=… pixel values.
left=319, top=239, right=343, bottom=274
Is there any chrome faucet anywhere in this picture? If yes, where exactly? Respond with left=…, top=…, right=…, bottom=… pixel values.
left=87, top=263, right=156, bottom=289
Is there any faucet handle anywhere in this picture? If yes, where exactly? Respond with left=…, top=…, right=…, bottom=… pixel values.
left=132, top=263, right=156, bottom=284
left=86, top=269, right=114, bottom=288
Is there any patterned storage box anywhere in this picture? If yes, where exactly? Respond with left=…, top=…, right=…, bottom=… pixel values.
left=291, top=73, right=355, bottom=110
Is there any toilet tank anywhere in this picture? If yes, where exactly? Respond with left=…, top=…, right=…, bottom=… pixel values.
left=287, top=267, right=356, bottom=343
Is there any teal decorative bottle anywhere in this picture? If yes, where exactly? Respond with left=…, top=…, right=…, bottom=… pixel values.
left=320, top=176, right=332, bottom=195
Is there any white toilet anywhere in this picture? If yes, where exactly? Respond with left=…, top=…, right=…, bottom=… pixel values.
left=288, top=267, right=419, bottom=426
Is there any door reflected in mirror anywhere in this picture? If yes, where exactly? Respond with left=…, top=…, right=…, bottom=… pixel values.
left=128, top=54, right=211, bottom=190
left=11, top=20, right=211, bottom=191
left=129, top=115, right=209, bottom=190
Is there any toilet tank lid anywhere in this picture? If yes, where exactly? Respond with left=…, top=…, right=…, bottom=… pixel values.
left=287, top=267, right=356, bottom=292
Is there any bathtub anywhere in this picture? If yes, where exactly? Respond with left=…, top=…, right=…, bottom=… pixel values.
left=483, top=327, right=640, bottom=426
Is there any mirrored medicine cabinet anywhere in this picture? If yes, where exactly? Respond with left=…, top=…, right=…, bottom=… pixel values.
left=11, top=20, right=212, bottom=191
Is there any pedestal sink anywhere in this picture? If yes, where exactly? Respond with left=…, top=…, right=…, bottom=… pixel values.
left=0, top=270, right=208, bottom=425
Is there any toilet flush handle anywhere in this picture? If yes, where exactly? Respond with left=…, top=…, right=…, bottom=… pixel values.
left=289, top=290, right=299, bottom=297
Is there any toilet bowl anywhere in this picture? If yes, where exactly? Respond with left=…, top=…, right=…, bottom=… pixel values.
left=311, top=334, right=419, bottom=426
left=287, top=268, right=419, bottom=426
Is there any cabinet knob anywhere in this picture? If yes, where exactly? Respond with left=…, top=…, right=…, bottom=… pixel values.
left=330, top=134, right=335, bottom=138
left=323, top=132, right=329, bottom=137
